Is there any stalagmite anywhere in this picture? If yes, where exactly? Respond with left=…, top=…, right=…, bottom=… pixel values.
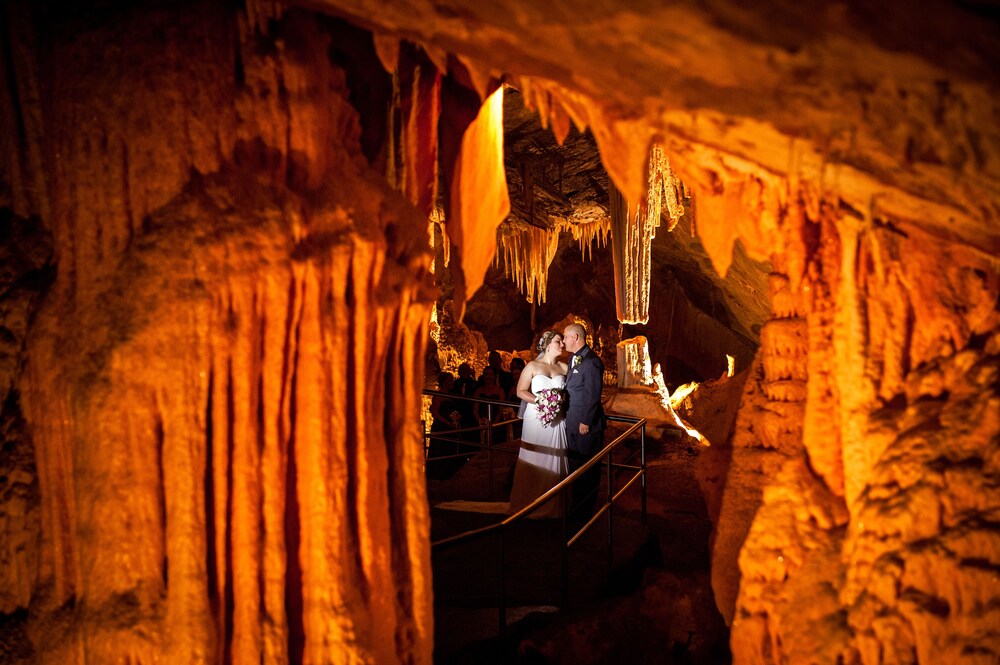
left=428, top=214, right=449, bottom=274
left=617, top=336, right=655, bottom=389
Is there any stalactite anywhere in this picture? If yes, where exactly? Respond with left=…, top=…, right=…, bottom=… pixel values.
left=495, top=221, right=559, bottom=304
left=396, top=45, right=442, bottom=218
left=559, top=218, right=611, bottom=261
left=802, top=211, right=844, bottom=497
left=442, top=85, right=509, bottom=317
left=491, top=212, right=611, bottom=307
left=514, top=75, right=656, bottom=206
left=609, top=144, right=682, bottom=325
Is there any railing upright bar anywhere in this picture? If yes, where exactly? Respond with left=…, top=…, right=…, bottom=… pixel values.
left=640, top=423, right=647, bottom=523
left=486, top=403, right=494, bottom=500
left=498, top=528, right=507, bottom=632
left=607, top=449, right=614, bottom=583
left=561, top=504, right=570, bottom=607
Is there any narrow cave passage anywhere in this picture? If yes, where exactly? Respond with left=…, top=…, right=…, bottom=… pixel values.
left=422, top=86, right=774, bottom=662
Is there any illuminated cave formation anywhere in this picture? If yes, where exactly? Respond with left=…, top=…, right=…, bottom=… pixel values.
left=492, top=86, right=613, bottom=308
left=1, top=0, right=997, bottom=664
left=495, top=222, right=560, bottom=305
left=609, top=144, right=684, bottom=325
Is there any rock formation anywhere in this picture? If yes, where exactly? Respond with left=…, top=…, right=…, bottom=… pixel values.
left=1, top=0, right=997, bottom=663
left=3, top=4, right=439, bottom=663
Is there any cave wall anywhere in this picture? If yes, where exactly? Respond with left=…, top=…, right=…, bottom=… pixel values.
left=728, top=215, right=998, bottom=664
left=2, top=2, right=434, bottom=663
left=0, top=214, right=51, bottom=626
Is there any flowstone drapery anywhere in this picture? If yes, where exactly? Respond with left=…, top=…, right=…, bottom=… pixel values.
left=4, top=5, right=438, bottom=663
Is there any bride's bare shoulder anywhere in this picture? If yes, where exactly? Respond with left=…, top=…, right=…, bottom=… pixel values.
left=521, top=360, right=541, bottom=376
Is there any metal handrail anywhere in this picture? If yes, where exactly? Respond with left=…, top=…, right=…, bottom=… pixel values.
left=432, top=416, right=645, bottom=548
left=424, top=389, right=649, bottom=633
left=424, top=391, right=526, bottom=498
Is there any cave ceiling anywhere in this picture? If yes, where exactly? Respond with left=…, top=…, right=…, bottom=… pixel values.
left=502, top=87, right=609, bottom=231
left=305, top=0, right=1000, bottom=259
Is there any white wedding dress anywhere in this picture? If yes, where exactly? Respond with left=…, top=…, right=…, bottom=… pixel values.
left=509, top=374, right=569, bottom=518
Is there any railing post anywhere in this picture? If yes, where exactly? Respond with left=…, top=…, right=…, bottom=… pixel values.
left=498, top=527, right=507, bottom=633
left=607, top=449, right=614, bottom=583
left=486, top=403, right=494, bottom=500
left=561, top=502, right=570, bottom=608
left=640, top=423, right=647, bottom=523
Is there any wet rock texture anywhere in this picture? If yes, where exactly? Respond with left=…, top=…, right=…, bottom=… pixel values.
left=0, top=0, right=997, bottom=663
left=321, top=1, right=1000, bottom=661
left=3, top=3, right=436, bottom=663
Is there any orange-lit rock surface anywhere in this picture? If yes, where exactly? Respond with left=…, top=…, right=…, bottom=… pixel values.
left=2, top=0, right=998, bottom=663
left=310, top=1, right=1000, bottom=661
left=4, top=4, right=436, bottom=663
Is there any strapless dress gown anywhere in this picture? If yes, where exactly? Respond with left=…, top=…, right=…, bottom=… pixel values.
left=508, top=374, right=569, bottom=518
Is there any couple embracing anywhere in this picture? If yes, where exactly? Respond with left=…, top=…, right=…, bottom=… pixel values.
left=509, top=323, right=606, bottom=521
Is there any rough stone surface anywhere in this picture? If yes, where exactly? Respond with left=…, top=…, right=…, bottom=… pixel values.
left=0, top=394, right=39, bottom=616
left=0, top=213, right=52, bottom=406
left=3, top=4, right=436, bottom=663
left=1, top=0, right=998, bottom=662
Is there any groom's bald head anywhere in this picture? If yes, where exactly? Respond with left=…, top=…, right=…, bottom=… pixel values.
left=563, top=323, right=586, bottom=353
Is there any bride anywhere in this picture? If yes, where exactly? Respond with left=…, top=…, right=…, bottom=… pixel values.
left=508, top=331, right=569, bottom=518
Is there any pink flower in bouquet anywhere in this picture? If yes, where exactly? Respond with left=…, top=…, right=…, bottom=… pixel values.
left=534, top=387, right=565, bottom=427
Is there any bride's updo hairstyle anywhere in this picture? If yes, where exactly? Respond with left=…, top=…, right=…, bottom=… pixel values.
left=536, top=330, right=559, bottom=353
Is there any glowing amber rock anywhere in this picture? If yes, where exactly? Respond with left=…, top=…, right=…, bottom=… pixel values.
left=446, top=87, right=510, bottom=315
left=609, top=145, right=683, bottom=324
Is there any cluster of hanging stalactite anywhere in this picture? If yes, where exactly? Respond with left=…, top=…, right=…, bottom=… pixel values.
left=492, top=126, right=682, bottom=321
left=495, top=222, right=561, bottom=303
left=563, top=219, right=612, bottom=261
left=493, top=213, right=615, bottom=305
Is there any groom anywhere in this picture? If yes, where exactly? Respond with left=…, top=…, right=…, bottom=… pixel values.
left=562, top=322, right=606, bottom=523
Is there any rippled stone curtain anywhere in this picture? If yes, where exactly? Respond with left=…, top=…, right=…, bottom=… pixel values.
left=5, top=2, right=435, bottom=663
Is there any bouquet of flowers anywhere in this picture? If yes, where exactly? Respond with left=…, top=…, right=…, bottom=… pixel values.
left=534, top=387, right=566, bottom=427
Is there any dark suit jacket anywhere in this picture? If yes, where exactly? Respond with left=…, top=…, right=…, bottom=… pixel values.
left=565, top=345, right=606, bottom=456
